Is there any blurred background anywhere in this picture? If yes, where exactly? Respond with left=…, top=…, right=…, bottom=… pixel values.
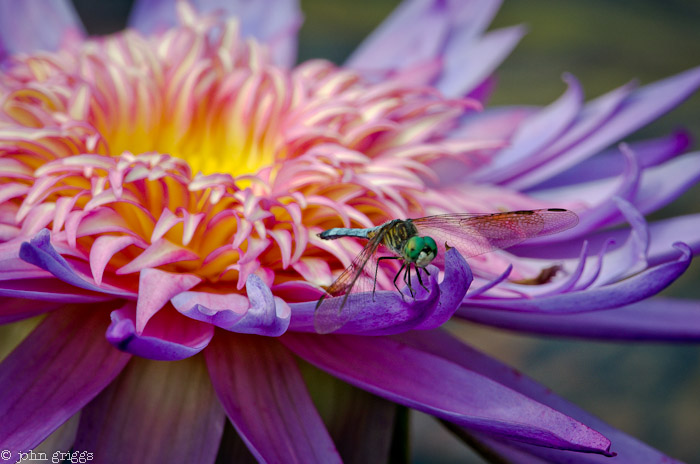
left=69, top=0, right=700, bottom=462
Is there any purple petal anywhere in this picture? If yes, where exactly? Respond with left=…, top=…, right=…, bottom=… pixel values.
left=461, top=297, right=700, bottom=341
left=74, top=356, right=225, bottom=462
left=633, top=151, right=700, bottom=214
left=129, top=0, right=302, bottom=66
left=282, top=333, right=612, bottom=454
left=0, top=0, right=84, bottom=60
left=460, top=243, right=691, bottom=313
left=173, top=274, right=291, bottom=336
left=529, top=131, right=691, bottom=190
left=205, top=333, right=341, bottom=463
left=287, top=248, right=471, bottom=335
left=0, top=298, right=64, bottom=324
left=437, top=25, right=526, bottom=98
left=347, top=0, right=511, bottom=94
left=472, top=74, right=584, bottom=183
left=394, top=330, right=680, bottom=462
left=19, top=229, right=136, bottom=298
left=0, top=306, right=130, bottom=458
left=510, top=66, right=700, bottom=189
left=106, top=302, right=214, bottom=360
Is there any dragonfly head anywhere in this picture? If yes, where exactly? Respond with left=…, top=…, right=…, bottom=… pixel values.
left=404, top=235, right=438, bottom=267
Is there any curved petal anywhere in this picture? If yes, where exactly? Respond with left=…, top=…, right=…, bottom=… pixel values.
left=74, top=356, right=225, bottom=463
left=472, top=74, right=584, bottom=183
left=282, top=333, right=612, bottom=455
left=0, top=0, right=84, bottom=61
left=528, top=131, right=691, bottom=190
left=461, top=297, right=700, bottom=341
left=460, top=243, right=691, bottom=313
left=346, top=0, right=515, bottom=95
left=129, top=0, right=302, bottom=66
left=508, top=65, right=700, bottom=189
left=287, top=248, right=471, bottom=335
left=394, top=329, right=681, bottom=462
left=19, top=229, right=137, bottom=298
left=0, top=306, right=130, bottom=458
left=205, top=333, right=341, bottom=463
left=172, top=274, right=291, bottom=336
left=106, top=302, right=214, bottom=361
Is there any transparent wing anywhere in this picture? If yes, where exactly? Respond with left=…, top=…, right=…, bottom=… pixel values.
left=412, top=209, right=578, bottom=261
left=314, top=227, right=388, bottom=334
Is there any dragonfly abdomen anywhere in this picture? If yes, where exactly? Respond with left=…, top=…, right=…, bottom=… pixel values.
left=318, top=225, right=382, bottom=240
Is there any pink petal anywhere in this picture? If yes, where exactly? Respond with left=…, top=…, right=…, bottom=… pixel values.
left=135, top=268, right=201, bottom=333
left=116, top=238, right=200, bottom=275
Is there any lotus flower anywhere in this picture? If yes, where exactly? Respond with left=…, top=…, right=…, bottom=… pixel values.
left=1, top=0, right=698, bottom=462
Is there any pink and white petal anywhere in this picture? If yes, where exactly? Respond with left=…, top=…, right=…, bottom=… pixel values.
left=129, top=0, right=302, bottom=66
left=205, top=333, right=341, bottom=464
left=107, top=302, right=214, bottom=361
left=394, top=329, right=681, bottom=462
left=74, top=355, right=225, bottom=463
left=282, top=333, right=612, bottom=455
left=0, top=0, right=84, bottom=60
left=135, top=268, right=201, bottom=333
left=0, top=306, right=130, bottom=459
left=461, top=297, right=700, bottom=342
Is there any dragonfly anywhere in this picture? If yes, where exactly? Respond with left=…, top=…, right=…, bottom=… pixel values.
left=314, top=208, right=578, bottom=334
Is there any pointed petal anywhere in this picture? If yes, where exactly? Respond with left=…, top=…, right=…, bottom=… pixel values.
left=394, top=329, right=679, bottom=462
left=74, top=356, right=225, bottom=463
left=512, top=66, right=700, bottom=189
left=282, top=333, right=612, bottom=454
left=0, top=0, right=84, bottom=59
left=205, top=333, right=341, bottom=463
left=437, top=25, right=526, bottom=98
left=0, top=306, right=130, bottom=457
left=107, top=302, right=214, bottom=360
left=135, top=268, right=201, bottom=333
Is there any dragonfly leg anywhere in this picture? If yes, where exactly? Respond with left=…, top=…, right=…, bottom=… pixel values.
left=415, top=266, right=429, bottom=291
left=376, top=256, right=401, bottom=301
left=403, top=263, right=416, bottom=299
left=394, top=262, right=407, bottom=301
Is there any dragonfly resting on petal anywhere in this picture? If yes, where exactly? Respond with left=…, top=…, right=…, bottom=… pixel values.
left=314, top=208, right=579, bottom=334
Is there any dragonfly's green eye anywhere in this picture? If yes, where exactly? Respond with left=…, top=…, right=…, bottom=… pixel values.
left=405, top=236, right=438, bottom=267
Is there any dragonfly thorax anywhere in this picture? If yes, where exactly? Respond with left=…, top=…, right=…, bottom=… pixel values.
left=403, top=235, right=438, bottom=267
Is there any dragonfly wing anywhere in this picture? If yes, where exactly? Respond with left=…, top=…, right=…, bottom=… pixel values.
left=412, top=209, right=578, bottom=260
left=314, top=227, right=387, bottom=334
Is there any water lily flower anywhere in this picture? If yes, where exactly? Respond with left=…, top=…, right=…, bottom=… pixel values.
left=1, top=0, right=698, bottom=462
